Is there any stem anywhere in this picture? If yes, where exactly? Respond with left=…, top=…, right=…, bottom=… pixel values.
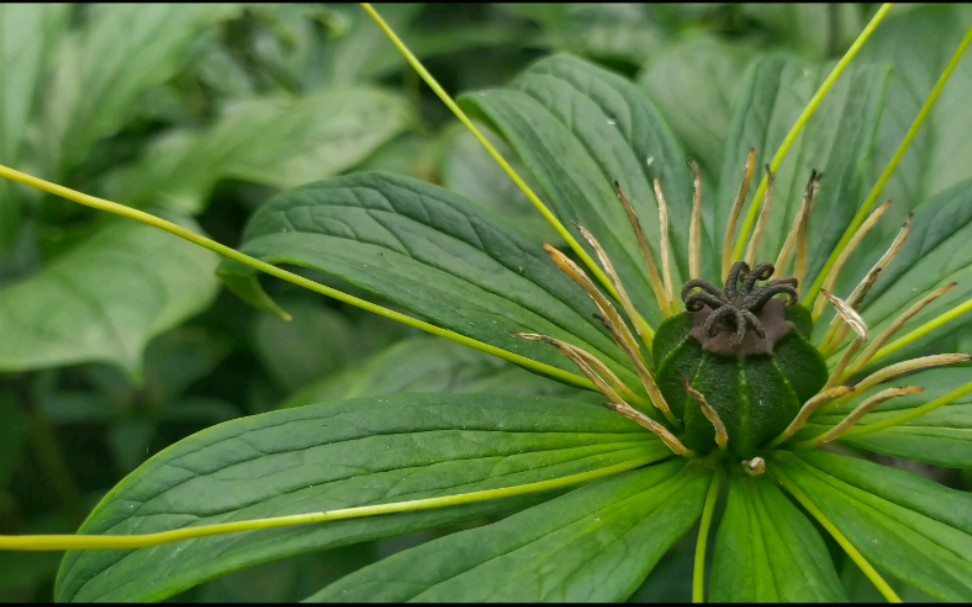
left=0, top=163, right=595, bottom=392
left=0, top=454, right=660, bottom=551
left=804, top=22, right=972, bottom=305
left=771, top=461, right=902, bottom=603
left=358, top=3, right=654, bottom=337
left=731, top=3, right=895, bottom=263
left=692, top=468, right=722, bottom=603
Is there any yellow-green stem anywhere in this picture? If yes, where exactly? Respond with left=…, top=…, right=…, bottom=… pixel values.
left=0, top=453, right=660, bottom=551
left=804, top=23, right=972, bottom=305
left=731, top=3, right=894, bottom=262
left=359, top=3, right=656, bottom=337
left=692, top=469, right=723, bottom=603
left=0, top=164, right=594, bottom=392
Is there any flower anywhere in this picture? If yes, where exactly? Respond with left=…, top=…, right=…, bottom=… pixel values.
left=16, top=8, right=972, bottom=605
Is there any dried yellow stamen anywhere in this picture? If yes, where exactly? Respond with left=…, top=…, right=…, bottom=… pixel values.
left=515, top=333, right=638, bottom=403
left=767, top=386, right=853, bottom=447
left=689, top=160, right=703, bottom=281
left=722, top=148, right=757, bottom=280
left=837, top=353, right=971, bottom=404
left=684, top=381, right=728, bottom=450
left=775, top=170, right=822, bottom=281
left=744, top=165, right=776, bottom=267
left=652, top=178, right=677, bottom=312
left=812, top=200, right=891, bottom=319
left=800, top=386, right=923, bottom=447
left=615, top=181, right=671, bottom=317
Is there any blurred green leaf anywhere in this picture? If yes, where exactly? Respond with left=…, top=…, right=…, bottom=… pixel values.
left=307, top=461, right=707, bottom=602
left=107, top=87, right=416, bottom=214
left=55, top=393, right=667, bottom=601
left=775, top=450, right=972, bottom=601
left=711, top=473, right=846, bottom=601
left=217, top=172, right=635, bottom=386
left=0, top=219, right=220, bottom=376
left=40, top=4, right=241, bottom=175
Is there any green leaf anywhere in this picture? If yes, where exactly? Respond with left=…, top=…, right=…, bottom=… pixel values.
left=283, top=336, right=588, bottom=409
left=306, top=460, right=709, bottom=602
left=849, top=179, right=972, bottom=350
left=740, top=4, right=865, bottom=59
left=0, top=219, right=220, bottom=376
left=774, top=450, right=972, bottom=601
left=54, top=393, right=669, bottom=602
left=0, top=4, right=69, bottom=163
left=637, top=34, right=756, bottom=181
left=217, top=171, right=636, bottom=387
left=715, top=55, right=888, bottom=284
left=39, top=4, right=241, bottom=175
left=710, top=473, right=846, bottom=602
left=804, top=367, right=972, bottom=468
left=462, top=54, right=699, bottom=325
left=857, top=5, right=972, bottom=227
left=106, top=87, right=416, bottom=214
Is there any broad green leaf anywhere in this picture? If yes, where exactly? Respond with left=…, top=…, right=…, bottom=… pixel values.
left=638, top=34, right=756, bottom=183
left=715, top=56, right=888, bottom=285
left=106, top=87, right=415, bottom=214
left=40, top=4, right=241, bottom=175
left=803, top=367, right=972, bottom=468
left=740, top=4, right=865, bottom=59
left=54, top=393, right=669, bottom=602
left=217, top=172, right=638, bottom=387
left=0, top=392, right=28, bottom=490
left=710, top=473, right=846, bottom=602
left=847, top=179, right=972, bottom=352
left=0, top=4, right=69, bottom=163
left=283, top=336, right=588, bottom=409
left=463, top=54, right=700, bottom=326
left=774, top=450, right=972, bottom=601
left=0, top=219, right=219, bottom=376
left=857, top=5, right=972, bottom=233
left=307, top=460, right=709, bottom=602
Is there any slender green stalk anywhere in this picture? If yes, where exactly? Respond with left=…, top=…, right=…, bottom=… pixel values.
left=359, top=3, right=654, bottom=337
left=0, top=454, right=659, bottom=551
left=771, top=463, right=902, bottom=603
left=692, top=469, right=722, bottom=603
left=0, top=163, right=594, bottom=392
left=804, top=23, right=972, bottom=305
left=731, top=3, right=894, bottom=263
left=868, top=296, right=972, bottom=365
left=842, top=379, right=972, bottom=438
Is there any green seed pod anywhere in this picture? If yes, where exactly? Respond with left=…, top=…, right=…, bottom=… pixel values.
left=653, top=262, right=828, bottom=458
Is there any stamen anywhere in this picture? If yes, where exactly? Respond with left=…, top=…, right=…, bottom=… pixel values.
left=514, top=333, right=639, bottom=403
left=742, top=457, right=766, bottom=477
left=820, top=214, right=914, bottom=355
left=812, top=201, right=892, bottom=319
left=544, top=244, right=679, bottom=426
left=614, top=181, right=671, bottom=317
left=849, top=283, right=956, bottom=374
left=799, top=386, right=923, bottom=447
left=767, top=386, right=853, bottom=448
left=775, top=170, right=822, bottom=281
left=518, top=333, right=692, bottom=457
left=652, top=178, right=677, bottom=312
left=840, top=353, right=970, bottom=400
left=820, top=289, right=869, bottom=342
left=684, top=381, right=728, bottom=450
left=744, top=165, right=775, bottom=267
left=688, top=159, right=703, bottom=280
left=722, top=148, right=757, bottom=280
left=575, top=223, right=654, bottom=346
left=824, top=336, right=864, bottom=391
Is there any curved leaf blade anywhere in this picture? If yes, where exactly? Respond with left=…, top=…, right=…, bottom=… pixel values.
left=217, top=172, right=636, bottom=385
left=710, top=473, right=846, bottom=602
left=55, top=393, right=668, bottom=602
left=774, top=450, right=972, bottom=601
left=306, top=460, right=709, bottom=602
left=0, top=219, right=219, bottom=376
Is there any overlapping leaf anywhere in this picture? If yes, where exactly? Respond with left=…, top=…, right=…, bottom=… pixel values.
left=306, top=460, right=708, bottom=602
left=774, top=450, right=972, bottom=601
left=54, top=393, right=669, bottom=602
left=710, top=473, right=846, bottom=602
left=217, top=172, right=637, bottom=386
left=0, top=218, right=219, bottom=376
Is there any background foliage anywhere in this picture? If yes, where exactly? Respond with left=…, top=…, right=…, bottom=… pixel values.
left=1, top=3, right=970, bottom=601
